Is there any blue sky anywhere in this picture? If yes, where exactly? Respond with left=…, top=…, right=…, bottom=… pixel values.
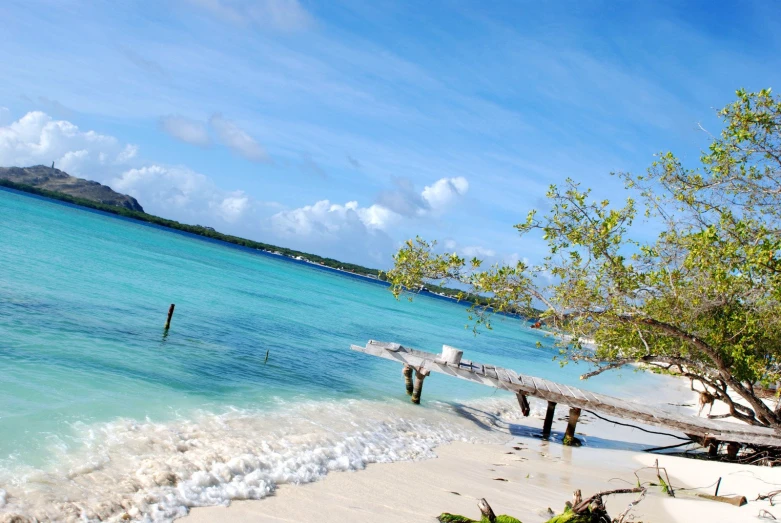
left=1, top=0, right=780, bottom=267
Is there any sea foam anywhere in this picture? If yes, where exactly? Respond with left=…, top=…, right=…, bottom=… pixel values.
left=0, top=397, right=524, bottom=522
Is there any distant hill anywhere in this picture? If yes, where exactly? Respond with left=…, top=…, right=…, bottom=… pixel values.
left=0, top=165, right=144, bottom=212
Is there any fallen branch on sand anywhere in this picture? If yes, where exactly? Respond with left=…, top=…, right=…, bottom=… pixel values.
left=437, top=488, right=646, bottom=523
left=757, top=490, right=781, bottom=506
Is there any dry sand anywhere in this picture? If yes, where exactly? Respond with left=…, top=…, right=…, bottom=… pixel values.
left=184, top=385, right=781, bottom=523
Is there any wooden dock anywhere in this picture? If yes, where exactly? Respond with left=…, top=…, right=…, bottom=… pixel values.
left=350, top=340, right=781, bottom=449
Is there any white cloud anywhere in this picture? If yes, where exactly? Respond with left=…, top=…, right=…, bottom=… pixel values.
left=110, top=165, right=257, bottom=224
left=0, top=111, right=137, bottom=179
left=421, top=176, right=469, bottom=213
left=461, top=246, right=496, bottom=258
left=210, top=113, right=269, bottom=162
left=271, top=174, right=470, bottom=243
left=441, top=238, right=497, bottom=259
left=188, top=0, right=314, bottom=32
left=270, top=199, right=400, bottom=239
left=268, top=199, right=395, bottom=265
left=267, top=175, right=471, bottom=264
left=159, top=115, right=211, bottom=147
left=0, top=107, right=10, bottom=126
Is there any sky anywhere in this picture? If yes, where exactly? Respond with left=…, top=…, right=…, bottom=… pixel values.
left=1, top=0, right=780, bottom=268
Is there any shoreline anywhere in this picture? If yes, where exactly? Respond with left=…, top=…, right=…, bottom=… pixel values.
left=184, top=439, right=777, bottom=523
left=183, top=385, right=780, bottom=523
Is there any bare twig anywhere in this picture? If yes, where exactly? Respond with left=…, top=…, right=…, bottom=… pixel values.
left=615, top=489, right=647, bottom=523
left=757, top=490, right=781, bottom=506
left=572, top=487, right=645, bottom=514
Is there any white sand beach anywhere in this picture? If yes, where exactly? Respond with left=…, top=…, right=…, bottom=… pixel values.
left=184, top=386, right=781, bottom=523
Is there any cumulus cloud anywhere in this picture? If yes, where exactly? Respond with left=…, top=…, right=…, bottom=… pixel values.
left=268, top=175, right=470, bottom=263
left=376, top=177, right=430, bottom=218
left=271, top=200, right=399, bottom=238
left=159, top=115, right=211, bottom=147
left=268, top=200, right=395, bottom=265
left=421, top=176, right=469, bottom=213
left=188, top=0, right=314, bottom=32
left=272, top=175, right=470, bottom=242
left=0, top=111, right=136, bottom=179
left=110, top=165, right=258, bottom=223
left=210, top=113, right=269, bottom=162
left=0, top=107, right=9, bottom=126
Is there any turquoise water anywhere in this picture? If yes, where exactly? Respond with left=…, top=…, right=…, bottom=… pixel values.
left=0, top=189, right=661, bottom=521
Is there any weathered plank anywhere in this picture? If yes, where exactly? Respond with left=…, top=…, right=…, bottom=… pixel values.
left=350, top=341, right=781, bottom=448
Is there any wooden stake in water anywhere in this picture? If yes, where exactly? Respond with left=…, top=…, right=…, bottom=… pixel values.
left=411, top=367, right=430, bottom=404
left=402, top=364, right=414, bottom=395
left=542, top=401, right=557, bottom=439
left=264, top=350, right=269, bottom=364
left=164, top=304, right=175, bottom=330
left=563, top=407, right=582, bottom=446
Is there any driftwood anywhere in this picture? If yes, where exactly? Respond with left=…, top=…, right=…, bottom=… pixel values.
left=438, top=489, right=645, bottom=523
left=477, top=498, right=496, bottom=522
left=757, top=490, right=781, bottom=505
left=695, top=493, right=747, bottom=506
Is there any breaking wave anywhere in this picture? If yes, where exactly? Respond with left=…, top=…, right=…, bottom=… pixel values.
left=0, top=397, right=528, bottom=522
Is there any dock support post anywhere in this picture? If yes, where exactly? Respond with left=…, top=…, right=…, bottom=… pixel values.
left=411, top=367, right=430, bottom=404
left=516, top=392, right=531, bottom=417
left=164, top=304, right=175, bottom=330
left=542, top=401, right=557, bottom=439
left=563, top=407, right=582, bottom=446
left=402, top=364, right=414, bottom=395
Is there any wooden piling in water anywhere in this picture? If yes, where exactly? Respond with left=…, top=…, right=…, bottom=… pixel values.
left=402, top=364, right=414, bottom=395
left=164, top=304, right=175, bottom=330
left=411, top=367, right=429, bottom=404
left=542, top=401, right=557, bottom=439
left=516, top=392, right=531, bottom=417
left=563, top=407, right=582, bottom=446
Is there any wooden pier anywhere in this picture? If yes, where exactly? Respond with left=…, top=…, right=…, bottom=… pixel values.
left=350, top=340, right=781, bottom=449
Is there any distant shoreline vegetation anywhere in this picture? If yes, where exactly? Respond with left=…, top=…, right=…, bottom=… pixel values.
left=0, top=178, right=503, bottom=312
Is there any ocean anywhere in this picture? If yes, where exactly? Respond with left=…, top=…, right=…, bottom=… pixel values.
left=0, top=188, right=665, bottom=521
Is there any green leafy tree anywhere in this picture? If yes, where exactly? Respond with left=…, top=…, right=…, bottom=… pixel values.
left=386, top=89, right=781, bottom=428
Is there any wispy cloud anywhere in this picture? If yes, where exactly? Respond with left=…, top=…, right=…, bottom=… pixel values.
left=159, top=115, right=211, bottom=147
left=299, top=153, right=327, bottom=178
left=187, top=0, right=314, bottom=32
left=346, top=154, right=361, bottom=170
left=119, top=46, right=168, bottom=77
left=209, top=113, right=269, bottom=163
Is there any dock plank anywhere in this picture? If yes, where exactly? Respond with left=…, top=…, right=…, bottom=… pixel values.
left=350, top=341, right=781, bottom=448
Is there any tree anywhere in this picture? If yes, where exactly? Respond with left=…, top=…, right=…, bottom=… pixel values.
left=385, top=89, right=781, bottom=428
